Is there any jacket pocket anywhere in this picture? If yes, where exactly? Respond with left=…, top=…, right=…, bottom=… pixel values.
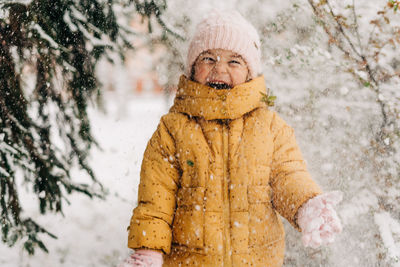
left=172, top=187, right=205, bottom=248
left=248, top=185, right=284, bottom=246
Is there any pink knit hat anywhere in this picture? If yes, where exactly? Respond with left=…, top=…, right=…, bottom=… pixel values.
left=186, top=10, right=261, bottom=79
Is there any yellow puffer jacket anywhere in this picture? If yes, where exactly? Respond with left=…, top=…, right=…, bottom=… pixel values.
left=127, top=75, right=322, bottom=267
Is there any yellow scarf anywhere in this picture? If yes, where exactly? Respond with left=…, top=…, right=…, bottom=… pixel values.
left=170, top=75, right=268, bottom=120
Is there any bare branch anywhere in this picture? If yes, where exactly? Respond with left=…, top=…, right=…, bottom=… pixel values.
left=325, top=0, right=362, bottom=58
left=352, top=0, right=364, bottom=54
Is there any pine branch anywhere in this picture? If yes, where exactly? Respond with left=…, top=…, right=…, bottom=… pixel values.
left=1, top=0, right=175, bottom=255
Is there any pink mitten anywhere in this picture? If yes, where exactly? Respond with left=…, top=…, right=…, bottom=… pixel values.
left=297, top=191, right=343, bottom=249
left=118, top=249, right=163, bottom=267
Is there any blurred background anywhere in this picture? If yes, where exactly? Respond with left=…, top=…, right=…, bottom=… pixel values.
left=0, top=0, right=399, bottom=266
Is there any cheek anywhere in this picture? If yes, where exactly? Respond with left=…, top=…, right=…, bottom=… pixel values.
left=193, top=65, right=211, bottom=84
left=230, top=68, right=249, bottom=86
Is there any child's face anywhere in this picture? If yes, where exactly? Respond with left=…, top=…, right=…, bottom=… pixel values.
left=192, top=49, right=249, bottom=89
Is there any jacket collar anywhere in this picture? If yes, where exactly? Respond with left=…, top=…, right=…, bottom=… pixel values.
left=169, top=75, right=268, bottom=120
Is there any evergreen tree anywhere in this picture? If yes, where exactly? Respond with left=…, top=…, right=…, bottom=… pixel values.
left=0, top=0, right=174, bottom=255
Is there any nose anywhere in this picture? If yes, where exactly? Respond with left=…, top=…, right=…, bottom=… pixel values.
left=213, top=61, right=228, bottom=74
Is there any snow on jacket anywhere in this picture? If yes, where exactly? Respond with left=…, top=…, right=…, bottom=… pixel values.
left=127, top=75, right=322, bottom=267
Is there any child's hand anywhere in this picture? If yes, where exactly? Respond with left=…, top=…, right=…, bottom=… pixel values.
left=118, top=249, right=163, bottom=267
left=297, top=191, right=343, bottom=249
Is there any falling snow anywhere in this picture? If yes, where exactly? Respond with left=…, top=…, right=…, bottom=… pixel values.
left=1, top=0, right=399, bottom=266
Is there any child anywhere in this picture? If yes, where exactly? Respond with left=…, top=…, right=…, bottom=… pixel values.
left=122, top=9, right=342, bottom=267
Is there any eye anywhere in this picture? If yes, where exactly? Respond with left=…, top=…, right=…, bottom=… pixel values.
left=229, top=60, right=242, bottom=65
left=201, top=57, right=215, bottom=63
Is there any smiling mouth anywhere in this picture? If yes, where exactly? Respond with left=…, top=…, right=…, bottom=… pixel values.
left=207, top=82, right=232, bottom=89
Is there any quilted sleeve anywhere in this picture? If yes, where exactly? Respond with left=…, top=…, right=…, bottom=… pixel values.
left=127, top=116, right=180, bottom=254
left=269, top=114, right=322, bottom=230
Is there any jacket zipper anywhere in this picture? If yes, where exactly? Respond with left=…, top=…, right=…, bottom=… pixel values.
left=222, top=122, right=232, bottom=266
